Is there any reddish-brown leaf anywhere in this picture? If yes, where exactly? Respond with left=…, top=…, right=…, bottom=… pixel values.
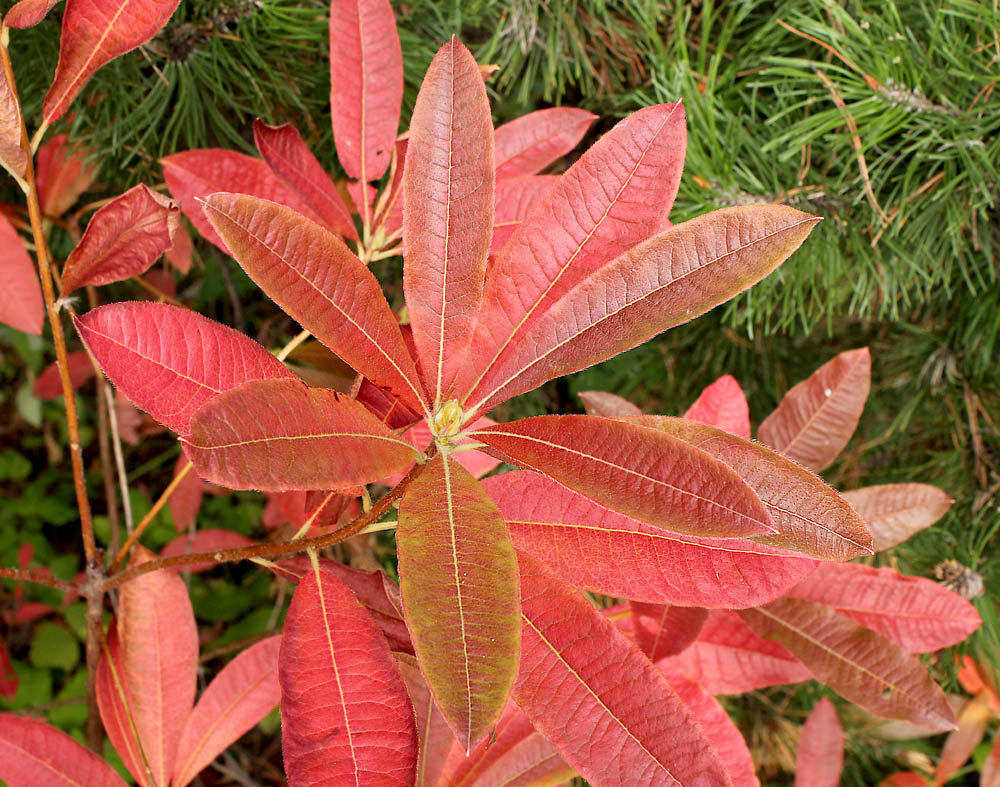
left=396, top=655, right=457, bottom=787
left=60, top=184, right=179, bottom=295
left=933, top=694, right=992, bottom=787
left=35, top=134, right=96, bottom=217
left=631, top=603, right=708, bottom=661
left=0, top=713, right=128, bottom=787
left=397, top=455, right=521, bottom=750
left=758, top=348, right=870, bottom=472
left=982, top=733, right=1000, bottom=787
left=354, top=377, right=424, bottom=431
left=493, top=107, right=597, bottom=179
left=684, top=375, right=750, bottom=438
left=74, top=301, right=295, bottom=435
left=403, top=38, right=494, bottom=404
left=0, top=213, right=43, bottom=335
left=42, top=0, right=181, bottom=126
left=0, top=57, right=27, bottom=186
left=329, top=0, right=402, bottom=183
left=483, top=470, right=816, bottom=608
left=578, top=389, right=643, bottom=417
left=475, top=415, right=775, bottom=539
left=3, top=0, right=62, bottom=28
left=160, top=530, right=255, bottom=572
left=0, top=640, right=17, bottom=699
left=279, top=565, right=417, bottom=785
left=165, top=221, right=194, bottom=274
left=880, top=774, right=927, bottom=787
left=172, top=636, right=282, bottom=787
left=253, top=120, right=358, bottom=240
left=33, top=351, right=95, bottom=399
left=842, top=484, right=953, bottom=552
left=202, top=193, right=427, bottom=413
left=514, top=552, right=732, bottom=786
left=167, top=456, right=203, bottom=531
left=740, top=598, right=956, bottom=731
left=490, top=175, right=557, bottom=255
left=796, top=698, right=844, bottom=787
left=465, top=206, right=821, bottom=415
left=785, top=562, right=980, bottom=653
left=183, top=378, right=417, bottom=491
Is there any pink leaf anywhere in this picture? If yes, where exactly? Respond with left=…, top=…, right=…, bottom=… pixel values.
left=490, top=175, right=557, bottom=255
left=3, top=0, right=63, bottom=28
left=493, top=107, right=597, bottom=178
left=630, top=603, right=708, bottom=661
left=35, top=134, right=96, bottom=218
left=279, top=565, right=417, bottom=785
left=396, top=655, right=457, bottom=787
left=167, top=456, right=203, bottom=531
left=758, top=348, right=871, bottom=472
left=0, top=213, right=43, bottom=335
left=795, top=698, right=844, bottom=787
left=684, top=374, right=750, bottom=438
left=0, top=54, right=27, bottom=184
left=160, top=529, right=255, bottom=572
left=842, top=484, right=953, bottom=552
left=74, top=301, right=295, bottom=435
left=33, top=351, right=95, bottom=399
left=172, top=636, right=282, bottom=787
left=578, top=389, right=643, bottom=417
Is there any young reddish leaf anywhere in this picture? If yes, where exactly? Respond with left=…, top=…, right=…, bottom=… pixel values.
left=758, top=348, right=871, bottom=472
left=253, top=120, right=358, bottom=240
left=396, top=655, right=458, bottom=787
left=465, top=206, right=821, bottom=415
left=795, top=698, right=844, bottom=787
left=403, top=38, right=494, bottom=404
left=493, top=107, right=597, bottom=179
left=0, top=59, right=27, bottom=186
left=167, top=456, right=203, bottom=531
left=490, top=175, right=557, bottom=255
left=475, top=415, right=775, bottom=539
left=381, top=416, right=500, bottom=487
left=397, top=455, right=521, bottom=750
left=74, top=301, right=295, bottom=435
left=684, top=374, right=750, bottom=439
left=42, top=0, right=180, bottom=126
left=329, top=0, right=402, bottom=183
left=35, top=134, right=96, bottom=217
left=665, top=609, right=812, bottom=694
left=3, top=0, right=63, bottom=28
left=461, top=102, right=687, bottom=402
left=172, top=636, right=282, bottom=787
left=354, top=376, right=424, bottom=431
left=740, top=598, right=957, bottom=731
left=579, top=389, right=644, bottom=417
left=629, top=417, right=873, bottom=560
left=785, top=562, right=980, bottom=653
left=513, top=552, right=732, bottom=786
left=60, top=184, right=179, bottom=295
left=932, top=694, right=991, bottom=787
left=0, top=213, right=43, bottom=335
left=279, top=565, right=417, bottom=785
left=631, top=603, right=708, bottom=661
left=0, top=713, right=128, bottom=787
left=165, top=221, right=194, bottom=274
left=183, top=378, right=417, bottom=491
left=202, top=193, right=427, bottom=413
left=160, top=530, right=255, bottom=572
left=842, top=484, right=953, bottom=552
left=483, top=470, right=816, bottom=608
left=33, top=351, right=95, bottom=399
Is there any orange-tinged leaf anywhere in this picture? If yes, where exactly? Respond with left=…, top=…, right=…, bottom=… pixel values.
left=796, top=698, right=843, bottom=787
left=35, top=134, right=96, bottom=217
left=0, top=59, right=27, bottom=186
left=60, top=184, right=179, bottom=295
left=630, top=603, right=708, bottom=661
left=396, top=655, right=457, bottom=787
left=167, top=455, right=203, bottom=531
left=0, top=213, right=43, bottom=335
left=842, top=484, right=953, bottom=552
left=159, top=529, right=255, bottom=572
left=483, top=470, right=816, bottom=608
left=4, top=0, right=62, bottom=28
left=475, top=415, right=775, bottom=539
left=493, top=107, right=597, bottom=179
left=329, top=0, right=402, bottom=182
left=758, top=347, right=870, bottom=472
left=403, top=38, right=494, bottom=404
left=578, top=389, right=643, bottom=417
left=172, top=636, right=282, bottom=787
left=42, top=0, right=181, bottom=126
left=880, top=774, right=927, bottom=787
left=74, top=301, right=296, bottom=435
left=33, top=351, right=95, bottom=399
left=397, top=455, right=521, bottom=750
left=279, top=566, right=417, bottom=785
left=436, top=701, right=529, bottom=787
left=490, top=175, right=557, bottom=255
left=0, top=713, right=128, bottom=787
left=932, top=694, right=991, bottom=786
left=165, top=221, right=194, bottom=274
left=355, top=376, right=424, bottom=431
left=469, top=733, right=574, bottom=787
left=465, top=206, right=821, bottom=415
left=740, top=598, right=956, bottom=731
left=182, top=378, right=417, bottom=491
left=96, top=620, right=146, bottom=783
left=202, top=193, right=427, bottom=413
left=983, top=733, right=1000, bottom=787
left=684, top=375, right=750, bottom=438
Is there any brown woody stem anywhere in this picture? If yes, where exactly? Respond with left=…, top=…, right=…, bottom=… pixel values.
left=0, top=567, right=77, bottom=593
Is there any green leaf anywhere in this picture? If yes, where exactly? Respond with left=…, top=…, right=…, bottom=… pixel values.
left=0, top=450, right=31, bottom=482
left=29, top=622, right=80, bottom=672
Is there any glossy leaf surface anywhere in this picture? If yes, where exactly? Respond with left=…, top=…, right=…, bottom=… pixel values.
left=684, top=375, right=750, bottom=438
left=579, top=389, right=643, bottom=417
left=35, top=134, right=96, bottom=217
left=33, top=351, right=95, bottom=399
left=493, top=107, right=597, bottom=178
left=397, top=455, right=521, bottom=750
left=631, top=603, right=708, bottom=661
left=3, top=0, right=62, bottom=27
left=490, top=175, right=557, bottom=255
left=183, top=378, right=417, bottom=491
left=842, top=484, right=953, bottom=552
left=74, top=301, right=295, bottom=435
left=758, top=347, right=870, bottom=472
left=0, top=213, right=43, bottom=335
left=795, top=698, right=844, bottom=787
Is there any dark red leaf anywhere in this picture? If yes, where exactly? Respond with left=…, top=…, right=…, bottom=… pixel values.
left=630, top=603, right=708, bottom=661
left=33, top=351, right=95, bottom=399
left=35, top=134, right=96, bottom=218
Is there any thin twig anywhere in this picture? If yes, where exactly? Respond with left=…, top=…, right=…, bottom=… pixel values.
left=276, top=328, right=310, bottom=362
left=87, top=288, right=121, bottom=557
left=0, top=567, right=77, bottom=593
left=777, top=18, right=883, bottom=90
left=104, top=386, right=133, bottom=534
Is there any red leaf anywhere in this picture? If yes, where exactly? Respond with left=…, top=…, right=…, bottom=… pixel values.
left=842, top=484, right=953, bottom=552
left=630, top=603, right=708, bottom=661
left=397, top=455, right=521, bottom=750
left=167, top=456, right=203, bottom=531
left=475, top=415, right=775, bottom=539
left=758, top=347, right=870, bottom=472
left=684, top=374, right=750, bottom=438
left=983, top=733, right=1000, bottom=787
left=795, top=698, right=844, bottom=787
left=35, top=134, right=96, bottom=218
left=183, top=377, right=417, bottom=490
left=202, top=193, right=427, bottom=414
left=578, top=389, right=643, bottom=417
left=33, top=351, right=95, bottom=399
left=396, top=655, right=457, bottom=787
left=329, top=0, right=402, bottom=183
left=0, top=55, right=27, bottom=185
left=3, top=0, right=62, bottom=28
left=373, top=137, right=407, bottom=237
left=160, top=530, right=255, bottom=572
left=60, top=184, right=178, bottom=295
left=483, top=470, right=816, bottom=608
left=172, top=636, right=282, bottom=787
left=490, top=175, right=557, bottom=255
left=0, top=713, right=127, bottom=787
left=42, top=0, right=180, bottom=126
left=253, top=120, right=358, bottom=240
left=0, top=640, right=17, bottom=699
left=880, top=774, right=927, bottom=787
left=493, top=107, right=597, bottom=179
left=381, top=416, right=500, bottom=486
left=0, top=213, right=43, bottom=335
left=785, top=562, right=980, bottom=653
left=932, top=694, right=991, bottom=787
left=74, top=301, right=295, bottom=435
left=355, top=377, right=423, bottom=431
left=403, top=38, right=495, bottom=404
left=279, top=565, right=417, bottom=785
left=464, top=206, right=821, bottom=415
left=165, top=221, right=194, bottom=274
left=513, top=552, right=733, bottom=786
